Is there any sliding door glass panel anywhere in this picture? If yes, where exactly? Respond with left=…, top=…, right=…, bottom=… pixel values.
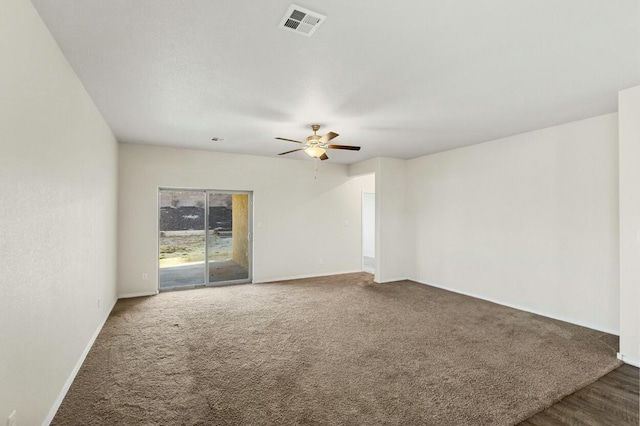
left=208, top=192, right=249, bottom=283
left=159, top=190, right=206, bottom=289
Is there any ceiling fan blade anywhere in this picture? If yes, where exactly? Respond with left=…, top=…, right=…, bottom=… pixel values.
left=278, top=148, right=304, bottom=156
left=320, top=153, right=329, bottom=161
left=275, top=137, right=304, bottom=144
left=319, top=132, right=339, bottom=143
left=327, top=144, right=361, bottom=151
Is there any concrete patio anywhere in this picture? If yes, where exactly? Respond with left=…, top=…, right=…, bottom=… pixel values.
left=159, top=260, right=249, bottom=290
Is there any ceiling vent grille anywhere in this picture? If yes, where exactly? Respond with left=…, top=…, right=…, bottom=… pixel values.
left=279, top=4, right=326, bottom=37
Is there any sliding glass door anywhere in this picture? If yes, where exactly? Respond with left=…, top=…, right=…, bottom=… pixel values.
left=207, top=192, right=250, bottom=283
left=158, top=190, right=206, bottom=288
left=159, top=189, right=252, bottom=290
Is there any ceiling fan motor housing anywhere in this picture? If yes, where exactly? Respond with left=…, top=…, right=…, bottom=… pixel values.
left=307, top=134, right=322, bottom=145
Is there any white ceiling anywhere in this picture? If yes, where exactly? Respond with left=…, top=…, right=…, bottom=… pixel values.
left=31, top=0, right=640, bottom=164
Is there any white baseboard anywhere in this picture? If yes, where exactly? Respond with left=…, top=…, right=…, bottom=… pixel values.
left=617, top=352, right=640, bottom=367
left=374, top=276, right=410, bottom=284
left=42, top=297, right=117, bottom=426
left=411, top=278, right=620, bottom=336
left=118, top=290, right=159, bottom=299
left=254, top=270, right=364, bottom=284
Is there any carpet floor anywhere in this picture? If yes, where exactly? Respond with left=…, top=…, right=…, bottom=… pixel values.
left=52, top=273, right=621, bottom=425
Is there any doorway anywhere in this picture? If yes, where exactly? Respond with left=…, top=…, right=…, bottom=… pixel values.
left=362, top=192, right=375, bottom=274
left=158, top=189, right=252, bottom=290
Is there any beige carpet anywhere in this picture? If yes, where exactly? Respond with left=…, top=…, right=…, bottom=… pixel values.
left=52, top=273, right=621, bottom=425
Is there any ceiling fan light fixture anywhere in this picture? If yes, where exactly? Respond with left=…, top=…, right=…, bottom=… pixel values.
left=305, top=146, right=326, bottom=158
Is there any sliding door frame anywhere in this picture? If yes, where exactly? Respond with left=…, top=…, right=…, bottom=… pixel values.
left=157, top=187, right=254, bottom=292
left=205, top=189, right=253, bottom=287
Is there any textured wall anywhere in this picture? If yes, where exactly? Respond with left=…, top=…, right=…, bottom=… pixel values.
left=348, top=159, right=413, bottom=283
left=118, top=143, right=375, bottom=294
left=618, top=86, right=640, bottom=365
left=408, top=114, right=619, bottom=334
left=0, top=0, right=118, bottom=423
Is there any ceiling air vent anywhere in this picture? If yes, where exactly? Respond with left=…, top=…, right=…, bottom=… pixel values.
left=279, top=4, right=326, bottom=37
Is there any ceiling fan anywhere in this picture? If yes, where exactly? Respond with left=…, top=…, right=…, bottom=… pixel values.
left=276, top=124, right=361, bottom=160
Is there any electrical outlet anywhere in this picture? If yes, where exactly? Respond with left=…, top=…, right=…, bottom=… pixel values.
left=319, top=258, right=324, bottom=265
left=98, top=297, right=101, bottom=308
left=7, top=410, right=16, bottom=426
left=142, top=273, right=148, bottom=281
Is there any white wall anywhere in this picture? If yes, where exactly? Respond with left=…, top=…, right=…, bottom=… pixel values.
left=118, top=144, right=375, bottom=295
left=407, top=114, right=619, bottom=333
left=362, top=192, right=375, bottom=258
left=349, top=158, right=413, bottom=283
left=377, top=158, right=413, bottom=282
left=0, top=0, right=118, bottom=424
left=618, top=86, right=640, bottom=365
